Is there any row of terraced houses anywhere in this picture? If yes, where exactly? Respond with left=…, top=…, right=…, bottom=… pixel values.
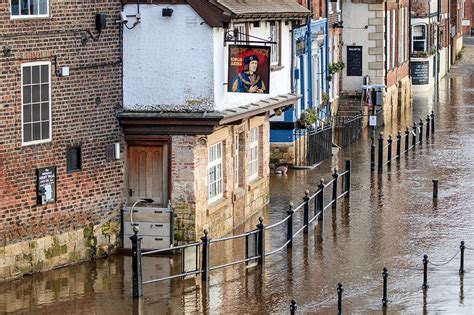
left=0, top=0, right=467, bottom=281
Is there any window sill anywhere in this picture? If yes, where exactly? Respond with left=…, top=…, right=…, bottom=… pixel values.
left=233, top=187, right=246, bottom=201
left=247, top=176, right=266, bottom=191
left=207, top=196, right=231, bottom=215
left=270, top=65, right=285, bottom=72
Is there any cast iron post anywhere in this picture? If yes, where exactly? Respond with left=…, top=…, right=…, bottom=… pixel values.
left=405, top=127, right=410, bottom=152
left=431, top=111, right=435, bottom=133
left=382, top=267, right=388, bottom=307
left=387, top=135, right=393, bottom=166
left=287, top=203, right=294, bottom=248
left=378, top=132, right=384, bottom=174
left=317, top=178, right=325, bottom=221
left=303, top=190, right=310, bottom=234
left=332, top=168, right=339, bottom=208
left=460, top=241, right=465, bottom=274
left=257, top=217, right=265, bottom=267
left=396, top=131, right=401, bottom=159
left=422, top=254, right=429, bottom=289
left=345, top=160, right=351, bottom=198
left=426, top=114, right=431, bottom=139
left=290, top=300, right=297, bottom=315
left=130, top=226, right=143, bottom=298
left=419, top=119, right=423, bottom=144
left=337, top=283, right=344, bottom=314
left=412, top=123, right=417, bottom=149
left=432, top=180, right=438, bottom=199
left=201, top=229, right=211, bottom=282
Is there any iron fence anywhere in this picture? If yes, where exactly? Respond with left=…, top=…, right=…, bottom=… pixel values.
left=334, top=113, right=363, bottom=148
left=294, top=125, right=333, bottom=167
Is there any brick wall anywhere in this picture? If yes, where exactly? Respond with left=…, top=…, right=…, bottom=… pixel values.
left=0, top=0, right=124, bottom=277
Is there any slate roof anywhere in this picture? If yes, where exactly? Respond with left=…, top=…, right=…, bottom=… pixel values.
left=215, top=0, right=309, bottom=19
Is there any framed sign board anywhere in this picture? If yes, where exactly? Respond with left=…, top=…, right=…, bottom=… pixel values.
left=347, top=46, right=363, bottom=76
left=36, top=167, right=56, bottom=205
left=411, top=61, right=429, bottom=85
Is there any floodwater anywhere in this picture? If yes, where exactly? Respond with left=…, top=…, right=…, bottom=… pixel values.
left=1, top=41, right=474, bottom=314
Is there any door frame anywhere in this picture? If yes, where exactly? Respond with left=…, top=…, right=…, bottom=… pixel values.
left=124, top=135, right=172, bottom=206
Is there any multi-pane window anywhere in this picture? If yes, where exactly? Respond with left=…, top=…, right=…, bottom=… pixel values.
left=391, top=10, right=395, bottom=68
left=67, top=146, right=82, bottom=173
left=22, top=62, right=51, bottom=145
left=11, top=0, right=49, bottom=18
left=234, top=134, right=239, bottom=188
left=248, top=128, right=259, bottom=181
left=270, top=22, right=280, bottom=65
left=234, top=23, right=247, bottom=42
left=412, top=24, right=427, bottom=52
left=208, top=142, right=223, bottom=203
left=386, top=11, right=391, bottom=70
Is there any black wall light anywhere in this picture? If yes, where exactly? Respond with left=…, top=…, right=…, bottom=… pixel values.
left=162, top=8, right=173, bottom=17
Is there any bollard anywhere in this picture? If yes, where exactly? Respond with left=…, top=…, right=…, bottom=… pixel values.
left=130, top=226, right=144, bottom=298
left=201, top=229, right=211, bottom=282
left=256, top=217, right=265, bottom=267
left=387, top=135, right=393, bottom=166
left=378, top=133, right=384, bottom=174
left=345, top=160, right=351, bottom=198
left=405, top=127, right=410, bottom=152
left=290, top=300, right=297, bottom=315
left=432, top=180, right=438, bottom=199
left=431, top=111, right=435, bottom=133
left=419, top=119, right=423, bottom=144
left=332, top=168, right=339, bottom=208
left=422, top=254, right=429, bottom=289
left=317, top=178, right=325, bottom=221
left=337, top=283, right=344, bottom=314
left=460, top=241, right=465, bottom=274
left=426, top=115, right=431, bottom=139
left=382, top=267, right=388, bottom=307
left=303, top=190, right=310, bottom=234
left=287, top=203, right=294, bottom=248
left=396, top=131, right=401, bottom=159
left=412, top=123, right=417, bottom=149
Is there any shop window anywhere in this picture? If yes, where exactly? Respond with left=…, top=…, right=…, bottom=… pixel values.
left=248, top=127, right=259, bottom=181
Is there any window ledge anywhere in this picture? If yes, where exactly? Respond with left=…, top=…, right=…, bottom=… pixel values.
left=270, top=65, right=284, bottom=72
left=247, top=176, right=266, bottom=191
left=233, top=187, right=246, bottom=201
left=207, top=197, right=231, bottom=215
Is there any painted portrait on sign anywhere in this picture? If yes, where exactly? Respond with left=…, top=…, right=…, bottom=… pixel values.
left=228, top=45, right=270, bottom=94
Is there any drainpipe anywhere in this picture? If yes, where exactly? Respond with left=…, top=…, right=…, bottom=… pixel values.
left=306, top=0, right=314, bottom=110
left=325, top=0, right=330, bottom=108
left=384, top=0, right=388, bottom=87
left=436, top=0, right=441, bottom=97
left=408, top=0, right=412, bottom=79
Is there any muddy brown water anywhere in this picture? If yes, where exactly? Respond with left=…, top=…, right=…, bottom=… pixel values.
left=1, top=41, right=474, bottom=314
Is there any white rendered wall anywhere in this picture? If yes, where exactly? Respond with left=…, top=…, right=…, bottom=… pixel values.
left=342, top=3, right=377, bottom=92
left=123, top=4, right=214, bottom=111
left=439, top=47, right=448, bottom=79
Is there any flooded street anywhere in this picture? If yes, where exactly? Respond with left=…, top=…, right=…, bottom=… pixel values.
left=1, top=40, right=474, bottom=314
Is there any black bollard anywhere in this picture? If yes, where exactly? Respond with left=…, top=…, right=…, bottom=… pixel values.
left=382, top=267, right=388, bottom=307
left=256, top=217, right=265, bottom=267
left=332, top=168, right=339, bottom=208
left=337, top=283, right=344, bottom=314
left=387, top=135, right=393, bottom=166
left=201, top=229, right=211, bottom=282
left=460, top=241, right=465, bottom=274
left=378, top=133, right=384, bottom=174
left=432, top=180, right=438, bottom=199
left=303, top=190, right=310, bottom=234
left=287, top=203, right=294, bottom=248
left=426, top=115, right=431, bottom=139
left=290, top=300, right=297, bottom=315
left=345, top=160, right=351, bottom=198
left=412, top=123, right=417, bottom=149
left=396, top=131, right=401, bottom=159
left=422, top=254, right=429, bottom=289
left=130, top=226, right=143, bottom=298
left=317, top=178, right=325, bottom=221
left=419, top=119, right=423, bottom=144
left=405, top=127, right=410, bottom=153
left=431, top=111, right=435, bottom=133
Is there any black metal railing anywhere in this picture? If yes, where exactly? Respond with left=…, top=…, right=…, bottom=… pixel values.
left=294, top=125, right=333, bottom=167
left=129, top=160, right=352, bottom=297
left=334, top=113, right=363, bottom=148
left=371, top=111, right=435, bottom=174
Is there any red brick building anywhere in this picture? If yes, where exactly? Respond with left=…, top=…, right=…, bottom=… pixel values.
left=0, top=1, right=123, bottom=281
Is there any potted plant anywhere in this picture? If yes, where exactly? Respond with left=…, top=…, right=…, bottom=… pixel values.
left=298, top=108, right=317, bottom=128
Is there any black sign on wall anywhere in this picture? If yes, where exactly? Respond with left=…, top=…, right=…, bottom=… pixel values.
left=36, top=166, right=56, bottom=205
left=347, top=46, right=363, bottom=76
left=411, top=61, right=429, bottom=85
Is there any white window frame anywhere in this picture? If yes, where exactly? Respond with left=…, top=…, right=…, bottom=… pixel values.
left=21, top=61, right=52, bottom=146
left=270, top=21, right=280, bottom=65
left=208, top=142, right=223, bottom=203
left=234, top=134, right=239, bottom=188
left=386, top=11, right=391, bottom=70
left=233, top=23, right=247, bottom=42
left=10, top=0, right=50, bottom=19
left=400, top=9, right=405, bottom=62
left=412, top=24, right=427, bottom=53
left=328, top=1, right=334, bottom=14
left=248, top=127, right=259, bottom=182
left=336, top=0, right=341, bottom=12
left=391, top=10, right=396, bottom=69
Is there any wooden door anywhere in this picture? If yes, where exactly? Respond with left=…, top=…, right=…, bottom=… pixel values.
left=128, top=145, right=168, bottom=207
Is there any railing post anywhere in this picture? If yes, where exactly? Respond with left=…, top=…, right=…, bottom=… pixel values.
left=337, top=283, right=344, bottom=314
left=130, top=226, right=143, bottom=298
left=460, top=241, right=465, bottom=274
left=422, top=254, right=429, bottom=289
left=396, top=131, right=401, bottom=159
left=256, top=217, right=265, bottom=267
left=378, top=132, right=384, bottom=174
left=345, top=160, right=351, bottom=198
left=317, top=178, right=325, bottom=221
left=412, top=123, right=417, bottom=149
left=431, top=111, right=435, bottom=133
left=290, top=300, right=297, bottom=315
left=426, top=114, right=431, bottom=139
left=332, top=168, right=339, bottom=208
left=405, top=127, right=409, bottom=152
left=303, top=190, right=310, bottom=234
left=201, top=229, right=211, bottom=282
left=382, top=267, right=388, bottom=307
left=387, top=135, right=393, bottom=166
left=287, top=203, right=294, bottom=248
left=419, top=119, right=423, bottom=144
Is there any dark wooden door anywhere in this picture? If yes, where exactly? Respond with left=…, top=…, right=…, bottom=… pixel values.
left=128, top=145, right=168, bottom=207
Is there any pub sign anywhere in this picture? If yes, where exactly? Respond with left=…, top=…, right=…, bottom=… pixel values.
left=228, top=45, right=270, bottom=94
left=36, top=166, right=56, bottom=205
